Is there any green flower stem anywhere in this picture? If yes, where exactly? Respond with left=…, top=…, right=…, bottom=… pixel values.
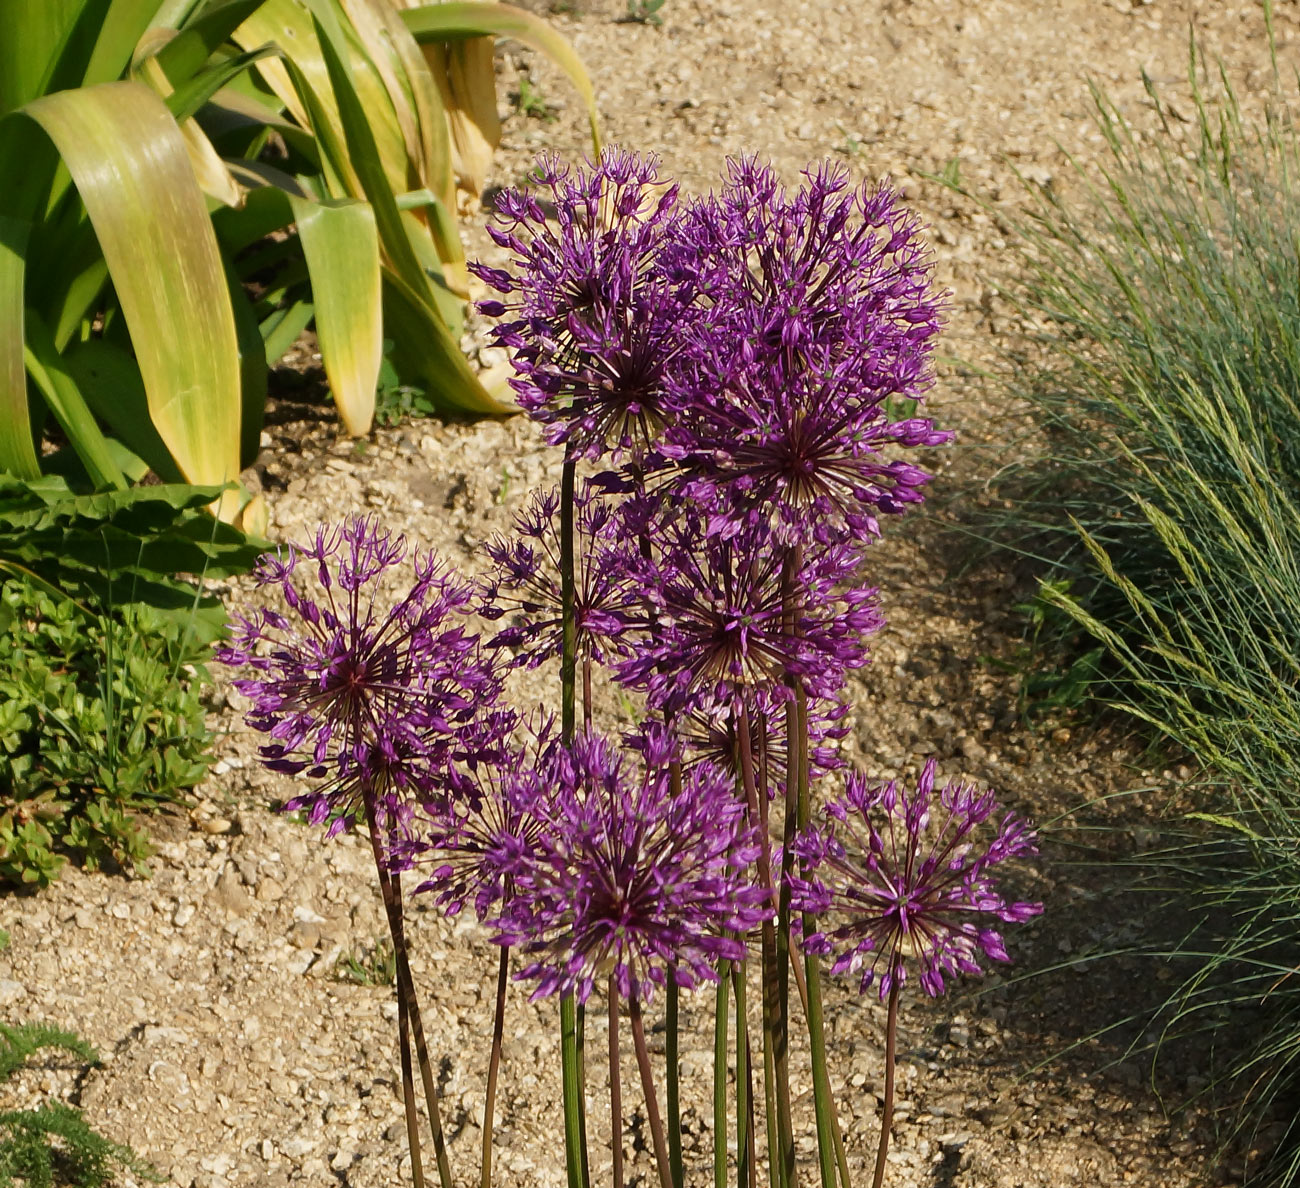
left=630, top=997, right=675, bottom=1188
left=803, top=948, right=840, bottom=1188
left=713, top=963, right=730, bottom=1188
left=561, top=994, right=588, bottom=1188
left=736, top=701, right=789, bottom=1188
left=730, top=959, right=756, bottom=1188
left=609, top=975, right=624, bottom=1188
left=667, top=979, right=684, bottom=1188
left=480, top=945, right=510, bottom=1188
left=789, top=953, right=852, bottom=1188
left=870, top=982, right=901, bottom=1188
left=667, top=760, right=685, bottom=1188
left=558, top=454, right=590, bottom=1188
left=560, top=455, right=578, bottom=743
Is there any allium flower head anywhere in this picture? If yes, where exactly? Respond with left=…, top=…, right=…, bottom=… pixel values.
left=479, top=480, right=633, bottom=667
left=494, top=728, right=771, bottom=1004
left=790, top=759, right=1042, bottom=999
left=659, top=157, right=950, bottom=542
left=472, top=148, right=682, bottom=459
left=396, top=722, right=562, bottom=921
left=216, top=516, right=504, bottom=835
left=615, top=511, right=881, bottom=712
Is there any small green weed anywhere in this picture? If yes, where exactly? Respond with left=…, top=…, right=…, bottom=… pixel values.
left=375, top=341, right=437, bottom=428
left=335, top=938, right=397, bottom=987
left=624, top=0, right=666, bottom=25
left=514, top=76, right=555, bottom=122
left=0, top=1023, right=159, bottom=1187
left=0, top=579, right=213, bottom=887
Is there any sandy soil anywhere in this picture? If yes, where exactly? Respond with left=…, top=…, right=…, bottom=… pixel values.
left=2, top=2, right=1296, bottom=1186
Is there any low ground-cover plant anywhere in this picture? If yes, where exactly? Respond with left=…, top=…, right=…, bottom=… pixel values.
left=0, top=1022, right=159, bottom=1187
left=223, top=150, right=1043, bottom=1188
left=0, top=575, right=213, bottom=887
left=959, top=23, right=1300, bottom=1183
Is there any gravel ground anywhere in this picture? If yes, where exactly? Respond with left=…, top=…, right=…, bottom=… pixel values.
left=3, top=2, right=1296, bottom=1186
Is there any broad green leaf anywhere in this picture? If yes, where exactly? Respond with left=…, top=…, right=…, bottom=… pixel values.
left=220, top=250, right=268, bottom=468
left=383, top=270, right=509, bottom=415
left=156, top=0, right=270, bottom=83
left=132, top=35, right=248, bottom=206
left=260, top=299, right=315, bottom=361
left=289, top=194, right=380, bottom=435
left=310, top=12, right=438, bottom=305
left=23, top=308, right=127, bottom=490
left=18, top=82, right=243, bottom=518
left=62, top=338, right=183, bottom=481
left=351, top=0, right=456, bottom=220
left=400, top=1, right=601, bottom=150
left=0, top=0, right=91, bottom=116
left=0, top=212, right=40, bottom=478
left=81, top=0, right=174, bottom=88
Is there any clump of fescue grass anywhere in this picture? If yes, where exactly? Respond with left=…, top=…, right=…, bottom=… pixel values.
left=963, top=9, right=1300, bottom=1181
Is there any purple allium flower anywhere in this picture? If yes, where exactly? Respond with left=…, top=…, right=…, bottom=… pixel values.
left=658, top=157, right=949, bottom=542
left=479, top=481, right=633, bottom=668
left=615, top=512, right=882, bottom=713
left=790, top=759, right=1042, bottom=999
left=676, top=691, right=851, bottom=792
left=471, top=148, right=681, bottom=459
left=493, top=729, right=771, bottom=1004
left=216, top=517, right=505, bottom=836
left=396, top=723, right=561, bottom=921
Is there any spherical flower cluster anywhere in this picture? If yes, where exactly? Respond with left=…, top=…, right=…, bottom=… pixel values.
left=789, top=759, right=1043, bottom=999
left=216, top=517, right=506, bottom=839
left=479, top=480, right=633, bottom=668
left=470, top=149, right=681, bottom=459
left=491, top=729, right=772, bottom=1004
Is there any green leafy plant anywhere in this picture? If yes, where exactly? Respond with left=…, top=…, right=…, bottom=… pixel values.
left=0, top=473, right=265, bottom=643
left=958, top=15, right=1300, bottom=1182
left=623, top=0, right=667, bottom=26
left=1, top=0, right=602, bottom=527
left=335, top=937, right=397, bottom=986
left=0, top=1023, right=159, bottom=1187
left=374, top=341, right=436, bottom=427
left=0, top=576, right=213, bottom=887
left=513, top=74, right=554, bottom=121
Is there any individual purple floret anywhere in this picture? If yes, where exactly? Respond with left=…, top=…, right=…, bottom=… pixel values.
left=471, top=148, right=682, bottom=459
left=615, top=511, right=882, bottom=713
left=790, top=758, right=1042, bottom=999
left=493, top=728, right=771, bottom=1004
left=216, top=516, right=505, bottom=837
left=658, top=157, right=950, bottom=542
left=479, top=481, right=633, bottom=668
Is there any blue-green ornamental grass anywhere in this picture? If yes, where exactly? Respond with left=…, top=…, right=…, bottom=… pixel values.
left=224, top=150, right=1043, bottom=1188
left=957, top=18, right=1300, bottom=1183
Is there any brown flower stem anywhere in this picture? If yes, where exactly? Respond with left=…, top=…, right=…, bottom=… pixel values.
left=870, top=981, right=901, bottom=1188
left=610, top=976, right=625, bottom=1188
left=481, top=944, right=510, bottom=1188
left=388, top=870, right=453, bottom=1188
left=667, top=764, right=684, bottom=1188
left=583, top=657, right=593, bottom=731
left=364, top=794, right=449, bottom=1188
left=629, top=997, right=674, bottom=1188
